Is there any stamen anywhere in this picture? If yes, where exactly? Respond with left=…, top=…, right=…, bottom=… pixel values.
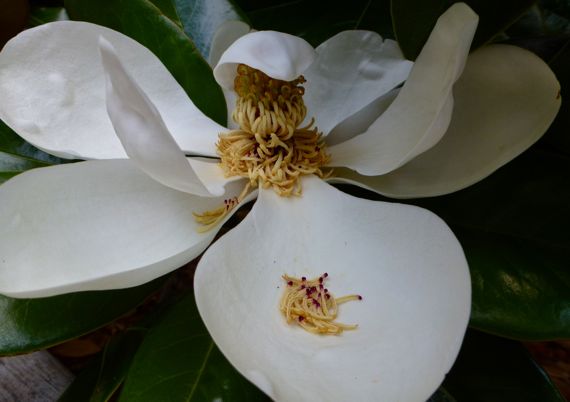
left=279, top=273, right=362, bottom=335
left=192, top=183, right=251, bottom=233
left=195, top=64, right=333, bottom=230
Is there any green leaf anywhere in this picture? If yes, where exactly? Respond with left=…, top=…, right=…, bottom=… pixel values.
left=0, top=277, right=165, bottom=355
left=167, top=0, right=249, bottom=60
left=240, top=0, right=393, bottom=46
left=64, top=0, right=227, bottom=125
left=427, top=387, right=457, bottom=402
left=28, top=5, right=68, bottom=27
left=58, top=330, right=146, bottom=402
left=119, top=293, right=268, bottom=402
left=391, top=0, right=536, bottom=60
left=458, top=228, right=570, bottom=340
left=0, top=120, right=67, bottom=184
left=442, top=330, right=565, bottom=401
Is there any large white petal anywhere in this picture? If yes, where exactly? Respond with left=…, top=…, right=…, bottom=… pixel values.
left=303, top=31, right=412, bottom=136
left=214, top=30, right=315, bottom=90
left=0, top=160, right=253, bottom=298
left=0, top=21, right=225, bottom=160
left=100, top=38, right=215, bottom=197
left=195, top=176, right=470, bottom=402
left=328, top=3, right=478, bottom=175
left=331, top=44, right=562, bottom=198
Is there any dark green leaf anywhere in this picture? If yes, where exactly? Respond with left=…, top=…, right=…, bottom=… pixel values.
left=0, top=120, right=67, bottom=184
left=65, top=0, right=227, bottom=125
left=148, top=0, right=183, bottom=27
left=0, top=278, right=165, bottom=355
left=542, top=38, right=570, bottom=154
left=119, top=293, right=268, bottom=402
left=169, top=0, right=249, bottom=59
left=58, top=330, right=146, bottom=402
left=28, top=5, right=68, bottom=27
left=458, top=228, right=570, bottom=340
left=442, top=330, right=565, bottom=401
left=427, top=387, right=457, bottom=402
left=241, top=0, right=393, bottom=46
left=391, top=0, right=535, bottom=60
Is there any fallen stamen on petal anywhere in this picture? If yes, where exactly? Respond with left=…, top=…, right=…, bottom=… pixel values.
left=279, top=273, right=361, bottom=335
left=192, top=183, right=251, bottom=233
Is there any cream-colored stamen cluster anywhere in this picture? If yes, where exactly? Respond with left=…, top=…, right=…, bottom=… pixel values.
left=280, top=273, right=362, bottom=335
left=194, top=64, right=331, bottom=231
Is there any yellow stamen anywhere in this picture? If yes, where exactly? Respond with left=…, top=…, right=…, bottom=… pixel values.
left=279, top=273, right=362, bottom=335
left=195, top=64, right=332, bottom=229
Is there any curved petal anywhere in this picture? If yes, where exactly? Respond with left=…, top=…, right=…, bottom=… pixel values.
left=214, top=30, right=315, bottom=90
left=0, top=160, right=253, bottom=298
left=328, top=3, right=478, bottom=175
left=195, top=176, right=470, bottom=401
left=100, top=38, right=215, bottom=197
left=0, top=21, right=224, bottom=160
left=303, top=31, right=412, bottom=135
left=331, top=44, right=562, bottom=198
left=209, top=20, right=251, bottom=68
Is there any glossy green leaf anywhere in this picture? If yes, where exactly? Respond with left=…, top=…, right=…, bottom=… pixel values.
left=59, top=330, right=146, bottom=402
left=64, top=0, right=227, bottom=125
left=240, top=0, right=393, bottom=46
left=442, top=330, right=565, bottom=401
left=458, top=228, right=570, bottom=340
left=391, top=0, right=535, bottom=60
left=0, top=120, right=66, bottom=184
left=337, top=148, right=570, bottom=339
left=119, top=293, right=268, bottom=402
left=28, top=5, right=68, bottom=27
left=148, top=0, right=183, bottom=27
left=0, top=278, right=165, bottom=355
left=166, top=0, right=249, bottom=59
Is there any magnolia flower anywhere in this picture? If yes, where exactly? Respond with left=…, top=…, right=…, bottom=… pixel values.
left=0, top=3, right=560, bottom=401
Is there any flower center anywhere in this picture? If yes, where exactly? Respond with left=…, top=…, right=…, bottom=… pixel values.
left=194, top=65, right=331, bottom=231
left=280, top=273, right=362, bottom=335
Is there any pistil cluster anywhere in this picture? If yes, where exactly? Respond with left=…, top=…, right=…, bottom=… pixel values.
left=194, top=64, right=331, bottom=231
left=279, top=273, right=362, bottom=335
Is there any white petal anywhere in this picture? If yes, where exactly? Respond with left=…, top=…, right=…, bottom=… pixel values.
left=303, top=31, right=412, bottom=135
left=331, top=44, right=562, bottom=198
left=209, top=20, right=251, bottom=68
left=99, top=38, right=215, bottom=197
left=328, top=3, right=478, bottom=175
left=214, top=30, right=315, bottom=90
left=0, top=160, right=253, bottom=298
left=195, top=176, right=470, bottom=402
left=0, top=21, right=224, bottom=160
